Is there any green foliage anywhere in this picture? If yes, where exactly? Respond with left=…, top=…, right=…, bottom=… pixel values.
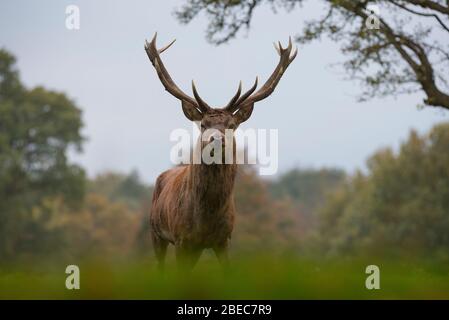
left=0, top=49, right=85, bottom=259
left=88, top=170, right=154, bottom=255
left=233, top=167, right=303, bottom=252
left=317, top=123, right=449, bottom=257
left=0, top=47, right=155, bottom=262
left=88, top=170, right=152, bottom=211
left=51, top=194, right=141, bottom=258
left=269, top=168, right=345, bottom=214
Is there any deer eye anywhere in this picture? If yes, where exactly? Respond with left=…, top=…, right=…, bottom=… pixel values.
left=228, top=123, right=236, bottom=130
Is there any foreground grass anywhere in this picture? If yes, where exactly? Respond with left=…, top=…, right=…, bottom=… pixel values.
left=1, top=252, right=448, bottom=299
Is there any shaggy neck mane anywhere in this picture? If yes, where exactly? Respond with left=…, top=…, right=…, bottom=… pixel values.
left=188, top=163, right=237, bottom=212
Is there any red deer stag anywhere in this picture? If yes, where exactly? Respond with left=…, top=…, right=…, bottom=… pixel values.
left=145, top=33, right=297, bottom=271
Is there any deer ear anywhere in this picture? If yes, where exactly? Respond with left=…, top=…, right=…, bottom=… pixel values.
left=233, top=103, right=254, bottom=124
left=182, top=100, right=203, bottom=121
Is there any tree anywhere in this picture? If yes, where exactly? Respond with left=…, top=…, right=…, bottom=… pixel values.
left=317, top=122, right=449, bottom=257
left=88, top=170, right=152, bottom=211
left=175, top=0, right=449, bottom=110
left=233, top=167, right=304, bottom=252
left=0, top=49, right=85, bottom=258
left=49, top=194, right=141, bottom=258
left=269, top=168, right=345, bottom=220
left=88, top=170, right=154, bottom=254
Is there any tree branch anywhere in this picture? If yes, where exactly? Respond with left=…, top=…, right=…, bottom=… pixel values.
left=339, top=0, right=449, bottom=108
left=403, top=0, right=449, bottom=15
left=389, top=0, right=449, bottom=33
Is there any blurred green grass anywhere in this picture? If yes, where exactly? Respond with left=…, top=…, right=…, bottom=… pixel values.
left=1, top=252, right=448, bottom=299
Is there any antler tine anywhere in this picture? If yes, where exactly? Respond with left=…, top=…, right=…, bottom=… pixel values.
left=228, top=77, right=259, bottom=112
left=289, top=46, right=298, bottom=63
left=145, top=33, right=210, bottom=112
left=273, top=42, right=281, bottom=55
left=192, top=80, right=211, bottom=111
left=159, top=38, right=176, bottom=54
left=231, top=37, right=297, bottom=107
left=226, top=77, right=259, bottom=112
left=287, top=36, right=292, bottom=53
left=274, top=37, right=292, bottom=55
left=225, top=81, right=243, bottom=109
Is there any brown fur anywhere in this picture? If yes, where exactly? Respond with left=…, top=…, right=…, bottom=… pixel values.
left=145, top=34, right=296, bottom=270
left=150, top=112, right=238, bottom=271
left=151, top=162, right=237, bottom=270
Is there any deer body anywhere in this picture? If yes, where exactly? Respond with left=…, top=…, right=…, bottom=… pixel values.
left=145, top=33, right=296, bottom=270
left=151, top=162, right=237, bottom=268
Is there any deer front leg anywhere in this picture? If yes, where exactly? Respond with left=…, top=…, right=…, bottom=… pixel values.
left=151, top=233, right=168, bottom=273
left=175, top=243, right=202, bottom=272
left=213, top=241, right=230, bottom=275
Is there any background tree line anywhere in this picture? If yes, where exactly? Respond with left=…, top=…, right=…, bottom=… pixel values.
left=1, top=48, right=448, bottom=263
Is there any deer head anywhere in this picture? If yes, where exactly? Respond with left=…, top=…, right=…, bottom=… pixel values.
left=145, top=33, right=297, bottom=154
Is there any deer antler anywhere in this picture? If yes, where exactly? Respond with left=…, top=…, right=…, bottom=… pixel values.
left=225, top=81, right=242, bottom=109
left=226, top=37, right=297, bottom=113
left=145, top=33, right=211, bottom=112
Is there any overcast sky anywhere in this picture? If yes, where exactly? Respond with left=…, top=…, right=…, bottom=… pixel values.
left=1, top=0, right=447, bottom=183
